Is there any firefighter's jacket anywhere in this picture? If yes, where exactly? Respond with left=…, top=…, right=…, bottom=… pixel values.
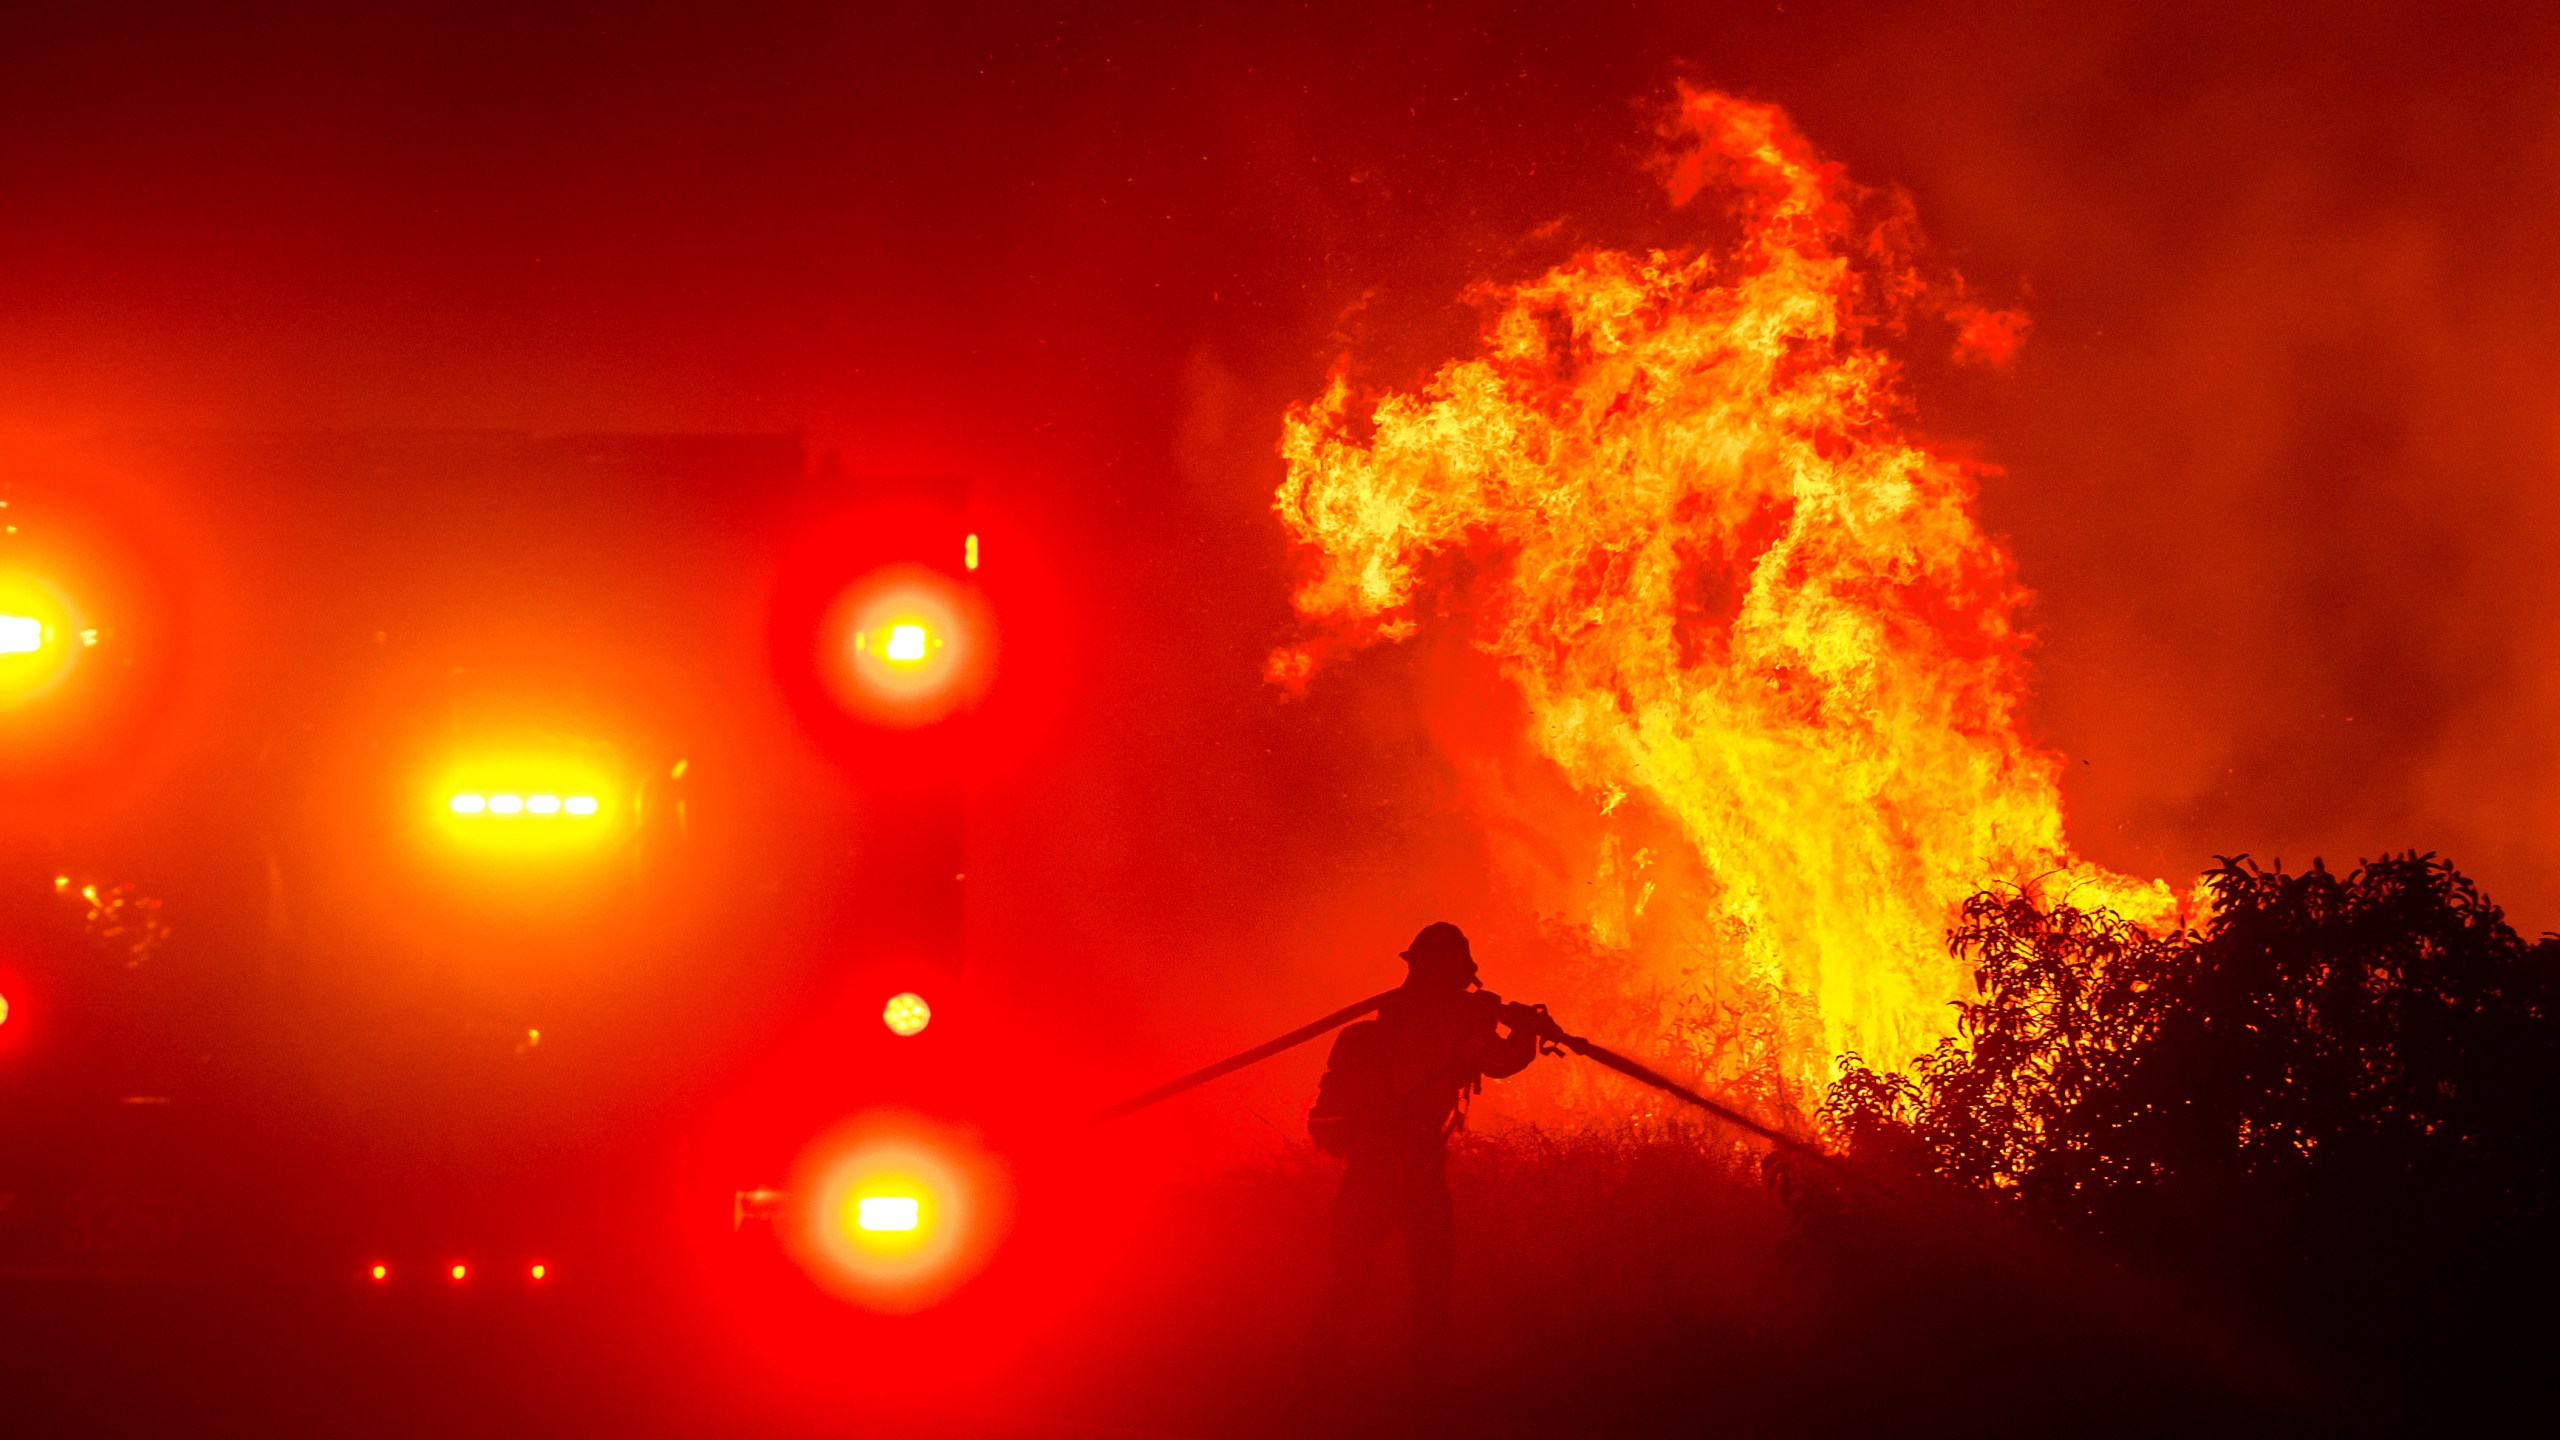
left=1310, top=985, right=1538, bottom=1156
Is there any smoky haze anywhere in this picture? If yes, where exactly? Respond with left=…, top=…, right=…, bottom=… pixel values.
left=4, top=0, right=2558, bottom=1159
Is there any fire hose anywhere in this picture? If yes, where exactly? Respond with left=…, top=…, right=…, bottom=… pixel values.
left=1089, top=988, right=2301, bottom=1406
left=1091, top=989, right=1401, bottom=1123
left=1092, top=986, right=1830, bottom=1166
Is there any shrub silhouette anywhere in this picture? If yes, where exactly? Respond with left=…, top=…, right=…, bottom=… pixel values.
left=1824, top=853, right=2560, bottom=1398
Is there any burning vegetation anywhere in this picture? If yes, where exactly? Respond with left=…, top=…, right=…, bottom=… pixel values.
left=1820, top=853, right=2560, bottom=1399
left=1272, top=87, right=2172, bottom=1097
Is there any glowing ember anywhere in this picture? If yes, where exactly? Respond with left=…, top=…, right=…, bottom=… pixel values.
left=54, top=874, right=172, bottom=968
left=1273, top=86, right=2173, bottom=1092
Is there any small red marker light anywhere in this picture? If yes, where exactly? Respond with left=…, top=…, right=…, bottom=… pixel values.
left=449, top=1263, right=467, bottom=1282
left=370, top=1264, right=388, bottom=1282
left=529, top=1262, right=546, bottom=1281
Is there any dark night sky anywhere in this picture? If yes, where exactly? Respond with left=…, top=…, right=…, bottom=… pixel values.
left=7, top=2, right=2560, bottom=1137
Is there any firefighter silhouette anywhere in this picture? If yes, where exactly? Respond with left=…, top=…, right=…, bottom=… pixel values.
left=1308, top=921, right=1541, bottom=1377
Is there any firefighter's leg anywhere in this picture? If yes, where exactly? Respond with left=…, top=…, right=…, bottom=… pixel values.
left=1404, top=1151, right=1456, bottom=1381
left=1313, top=1154, right=1396, bottom=1358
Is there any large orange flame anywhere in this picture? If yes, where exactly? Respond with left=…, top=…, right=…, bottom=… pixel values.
left=1273, top=87, right=2173, bottom=1098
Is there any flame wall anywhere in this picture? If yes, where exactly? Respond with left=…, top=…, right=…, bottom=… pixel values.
left=1271, top=90, right=2172, bottom=1092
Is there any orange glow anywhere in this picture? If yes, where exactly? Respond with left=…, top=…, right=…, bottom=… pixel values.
left=370, top=1263, right=387, bottom=1281
left=1273, top=87, right=2174, bottom=1095
left=815, top=564, right=994, bottom=728
left=0, top=992, right=8, bottom=1029
left=449, top=1263, right=467, bottom=1281
left=881, top=991, right=932, bottom=1036
left=784, top=1112, right=1006, bottom=1312
left=529, top=1262, right=547, bottom=1280
left=963, top=532, right=980, bottom=571
left=0, top=572, right=85, bottom=708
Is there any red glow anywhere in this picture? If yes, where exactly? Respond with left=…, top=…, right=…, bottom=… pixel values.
left=675, top=963, right=1178, bottom=1417
left=0, top=570, right=85, bottom=708
left=764, top=491, right=1079, bottom=793
left=782, top=1110, right=1007, bottom=1313
left=815, top=565, right=993, bottom=728
left=449, top=1262, right=467, bottom=1282
left=0, top=964, right=25, bottom=1053
left=529, top=1262, right=547, bottom=1281
left=0, top=440, right=227, bottom=827
left=369, top=1263, right=387, bottom=1282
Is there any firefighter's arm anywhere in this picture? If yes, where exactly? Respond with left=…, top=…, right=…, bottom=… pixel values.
left=1480, top=1001, right=1544, bottom=1079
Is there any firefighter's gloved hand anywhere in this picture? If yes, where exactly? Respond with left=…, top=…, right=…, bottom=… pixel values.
left=1496, top=1000, right=1553, bottom=1039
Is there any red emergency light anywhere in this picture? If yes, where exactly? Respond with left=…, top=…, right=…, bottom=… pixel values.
left=765, top=492, right=1050, bottom=785
left=782, top=1111, right=1006, bottom=1312
left=814, top=564, right=994, bottom=729
left=0, top=571, right=89, bottom=709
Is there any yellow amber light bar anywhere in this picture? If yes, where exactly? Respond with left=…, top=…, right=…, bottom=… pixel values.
left=448, top=792, right=601, bottom=816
